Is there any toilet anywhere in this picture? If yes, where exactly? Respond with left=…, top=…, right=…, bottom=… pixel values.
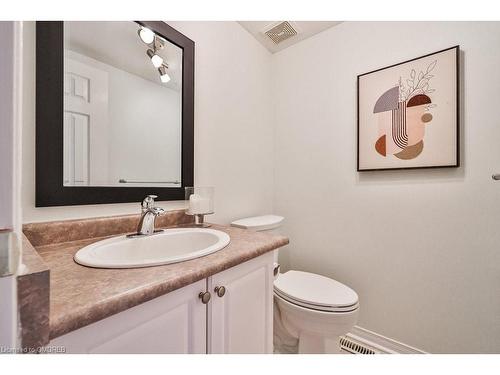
left=231, top=215, right=359, bottom=354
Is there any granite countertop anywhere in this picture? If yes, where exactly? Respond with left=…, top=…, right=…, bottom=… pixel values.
left=18, top=236, right=50, bottom=348
left=25, top=212, right=288, bottom=340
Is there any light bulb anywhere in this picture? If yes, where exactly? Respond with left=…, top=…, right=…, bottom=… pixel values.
left=146, top=49, right=163, bottom=68
left=138, top=27, right=155, bottom=44
left=160, top=73, right=171, bottom=83
left=158, top=66, right=171, bottom=83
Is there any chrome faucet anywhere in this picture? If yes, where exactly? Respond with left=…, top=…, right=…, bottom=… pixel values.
left=128, top=195, right=166, bottom=237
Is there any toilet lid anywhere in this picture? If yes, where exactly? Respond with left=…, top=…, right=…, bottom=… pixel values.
left=274, top=271, right=359, bottom=312
left=231, top=215, right=284, bottom=231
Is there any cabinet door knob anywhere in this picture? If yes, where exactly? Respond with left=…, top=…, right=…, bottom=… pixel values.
left=198, top=291, right=211, bottom=304
left=214, top=286, right=226, bottom=297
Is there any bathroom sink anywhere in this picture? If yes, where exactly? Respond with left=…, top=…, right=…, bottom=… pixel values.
left=74, top=228, right=230, bottom=268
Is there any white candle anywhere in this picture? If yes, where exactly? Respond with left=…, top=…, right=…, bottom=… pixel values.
left=189, top=194, right=211, bottom=214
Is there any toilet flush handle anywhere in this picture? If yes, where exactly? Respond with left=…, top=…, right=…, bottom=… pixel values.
left=274, top=263, right=281, bottom=277
left=214, top=286, right=226, bottom=297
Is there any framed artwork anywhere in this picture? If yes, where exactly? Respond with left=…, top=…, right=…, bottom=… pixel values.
left=357, top=46, right=459, bottom=171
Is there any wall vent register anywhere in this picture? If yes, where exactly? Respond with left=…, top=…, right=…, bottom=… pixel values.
left=339, top=336, right=377, bottom=354
left=264, top=21, right=298, bottom=44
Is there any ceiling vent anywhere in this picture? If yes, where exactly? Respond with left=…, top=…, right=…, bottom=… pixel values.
left=263, top=21, right=298, bottom=45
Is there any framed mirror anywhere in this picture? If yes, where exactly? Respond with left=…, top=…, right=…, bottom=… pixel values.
left=35, top=21, right=194, bottom=206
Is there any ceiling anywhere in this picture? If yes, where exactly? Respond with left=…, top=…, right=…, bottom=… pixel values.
left=238, top=21, right=342, bottom=53
left=64, top=21, right=183, bottom=91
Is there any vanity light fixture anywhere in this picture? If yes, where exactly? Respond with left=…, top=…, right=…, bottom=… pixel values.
left=138, top=27, right=155, bottom=44
left=146, top=49, right=164, bottom=68
left=138, top=26, right=170, bottom=83
left=158, top=65, right=171, bottom=83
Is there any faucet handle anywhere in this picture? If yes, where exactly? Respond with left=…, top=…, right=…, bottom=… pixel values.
left=151, top=207, right=166, bottom=216
left=141, top=195, right=158, bottom=210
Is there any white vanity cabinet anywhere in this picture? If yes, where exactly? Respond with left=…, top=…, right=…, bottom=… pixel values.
left=51, top=252, right=274, bottom=354
left=51, top=279, right=207, bottom=354
left=208, top=253, right=274, bottom=353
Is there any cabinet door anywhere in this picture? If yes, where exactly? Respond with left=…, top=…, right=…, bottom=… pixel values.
left=51, top=280, right=207, bottom=354
left=209, top=252, right=274, bottom=354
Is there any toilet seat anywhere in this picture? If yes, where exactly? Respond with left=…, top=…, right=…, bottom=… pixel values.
left=274, top=271, right=359, bottom=313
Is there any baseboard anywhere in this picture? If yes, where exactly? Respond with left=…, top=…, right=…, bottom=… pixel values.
left=345, top=326, right=427, bottom=354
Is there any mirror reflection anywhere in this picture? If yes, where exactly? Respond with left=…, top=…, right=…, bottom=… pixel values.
left=63, top=21, right=183, bottom=187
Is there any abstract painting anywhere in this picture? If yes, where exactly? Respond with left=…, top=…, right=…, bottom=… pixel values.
left=357, top=46, right=459, bottom=171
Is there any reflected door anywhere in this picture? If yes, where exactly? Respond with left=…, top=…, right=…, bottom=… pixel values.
left=63, top=58, right=108, bottom=186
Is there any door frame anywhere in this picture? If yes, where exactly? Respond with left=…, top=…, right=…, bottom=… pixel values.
left=0, top=20, right=23, bottom=350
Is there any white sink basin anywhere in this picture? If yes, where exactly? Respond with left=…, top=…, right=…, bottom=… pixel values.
left=74, top=228, right=230, bottom=268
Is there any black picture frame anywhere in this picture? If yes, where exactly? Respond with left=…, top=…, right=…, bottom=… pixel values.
left=357, top=45, right=460, bottom=172
left=35, top=21, right=195, bottom=206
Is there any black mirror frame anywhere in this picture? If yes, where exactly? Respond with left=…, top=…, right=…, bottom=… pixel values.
left=35, top=21, right=194, bottom=207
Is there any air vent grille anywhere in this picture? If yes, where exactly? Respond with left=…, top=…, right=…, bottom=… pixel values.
left=340, top=336, right=377, bottom=354
left=264, top=21, right=298, bottom=44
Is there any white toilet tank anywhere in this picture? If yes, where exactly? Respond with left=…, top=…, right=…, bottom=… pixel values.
left=230, top=215, right=284, bottom=264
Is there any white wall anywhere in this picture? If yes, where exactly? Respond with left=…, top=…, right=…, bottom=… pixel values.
left=272, top=22, right=500, bottom=353
left=107, top=63, right=181, bottom=185
left=22, top=21, right=274, bottom=224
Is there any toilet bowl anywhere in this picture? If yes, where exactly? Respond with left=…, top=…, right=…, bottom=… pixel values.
left=231, top=215, right=359, bottom=354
